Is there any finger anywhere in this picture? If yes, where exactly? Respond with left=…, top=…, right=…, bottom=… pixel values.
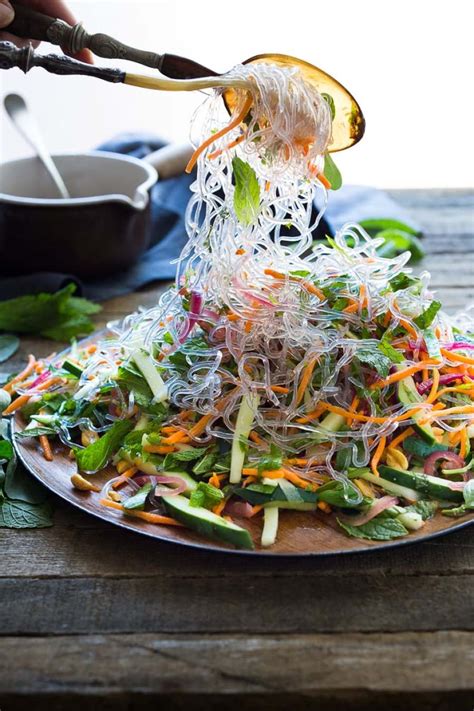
left=29, top=0, right=94, bottom=63
left=0, top=32, right=39, bottom=49
left=0, top=0, right=14, bottom=29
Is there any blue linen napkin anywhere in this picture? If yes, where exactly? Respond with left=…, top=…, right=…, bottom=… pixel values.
left=1, top=133, right=421, bottom=302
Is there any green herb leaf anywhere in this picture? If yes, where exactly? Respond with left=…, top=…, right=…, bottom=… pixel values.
left=359, top=218, right=419, bottom=237
left=123, top=482, right=153, bottom=511
left=323, top=153, right=342, bottom=190
left=414, top=301, right=442, bottom=329
left=0, top=439, right=13, bottom=460
left=388, top=274, right=419, bottom=292
left=337, top=514, right=408, bottom=540
left=422, top=328, right=441, bottom=360
left=75, top=420, right=134, bottom=472
left=355, top=345, right=391, bottom=378
left=193, top=452, right=218, bottom=475
left=0, top=335, right=19, bottom=363
left=403, top=436, right=448, bottom=459
left=0, top=284, right=100, bottom=342
left=321, top=93, right=336, bottom=120
left=317, top=479, right=365, bottom=508
left=375, top=230, right=425, bottom=263
left=189, top=481, right=224, bottom=509
left=0, top=499, right=53, bottom=528
left=378, top=332, right=404, bottom=364
left=163, top=447, right=208, bottom=470
left=258, top=444, right=282, bottom=475
left=405, top=500, right=438, bottom=520
left=232, top=156, right=260, bottom=226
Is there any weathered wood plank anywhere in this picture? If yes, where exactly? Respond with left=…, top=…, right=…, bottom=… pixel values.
left=1, top=502, right=473, bottom=579
left=0, top=631, right=471, bottom=696
left=0, top=570, right=471, bottom=634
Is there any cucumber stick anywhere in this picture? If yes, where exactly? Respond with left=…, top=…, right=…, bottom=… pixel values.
left=230, top=393, right=260, bottom=483
left=133, top=349, right=167, bottom=403
left=261, top=506, right=279, bottom=547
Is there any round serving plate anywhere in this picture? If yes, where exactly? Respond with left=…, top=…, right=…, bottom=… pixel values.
left=12, top=335, right=474, bottom=557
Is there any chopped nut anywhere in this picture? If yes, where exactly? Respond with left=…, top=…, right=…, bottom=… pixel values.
left=71, top=473, right=101, bottom=493
left=81, top=429, right=99, bottom=447
left=108, top=490, right=122, bottom=502
left=116, top=459, right=130, bottom=474
left=385, top=447, right=409, bottom=471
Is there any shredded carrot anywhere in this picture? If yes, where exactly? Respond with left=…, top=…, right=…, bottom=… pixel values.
left=426, top=368, right=441, bottom=404
left=424, top=404, right=474, bottom=419
left=100, top=498, right=183, bottom=526
left=112, top=466, right=138, bottom=489
left=359, top=285, right=368, bottom=309
left=249, top=430, right=265, bottom=446
left=3, top=354, right=36, bottom=393
left=370, top=361, right=438, bottom=390
left=382, top=310, right=392, bottom=328
left=227, top=312, right=240, bottom=322
left=3, top=393, right=30, bottom=415
left=244, top=320, right=252, bottom=334
left=143, top=444, right=175, bottom=455
left=296, top=357, right=318, bottom=406
left=295, top=403, right=328, bottom=424
left=347, top=395, right=360, bottom=426
left=207, top=132, right=246, bottom=160
left=39, top=435, right=53, bottom=462
left=317, top=172, right=331, bottom=190
left=265, top=180, right=271, bottom=192
left=250, top=504, right=263, bottom=516
left=242, top=467, right=258, bottom=476
left=185, top=93, right=253, bottom=173
left=301, top=281, right=325, bottom=300
left=321, top=401, right=423, bottom=425
left=342, top=302, right=359, bottom=314
left=431, top=385, right=474, bottom=402
left=161, top=430, right=191, bottom=445
left=212, top=499, right=226, bottom=516
left=87, top=344, right=97, bottom=354
left=270, top=385, right=290, bottom=394
left=318, top=501, right=331, bottom=513
left=459, top=428, right=469, bottom=459
left=263, top=269, right=324, bottom=300
left=235, top=248, right=246, bottom=255
left=208, top=473, right=221, bottom=489
left=388, top=427, right=414, bottom=450
left=285, top=458, right=309, bottom=466
left=161, top=425, right=178, bottom=435
left=441, top=348, right=474, bottom=366
left=397, top=317, right=418, bottom=339
left=371, top=436, right=387, bottom=476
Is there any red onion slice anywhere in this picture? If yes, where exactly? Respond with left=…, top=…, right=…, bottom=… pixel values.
left=339, top=496, right=399, bottom=527
left=224, top=501, right=254, bottom=518
left=443, top=342, right=474, bottom=351
left=417, top=372, right=471, bottom=395
left=423, top=451, right=465, bottom=475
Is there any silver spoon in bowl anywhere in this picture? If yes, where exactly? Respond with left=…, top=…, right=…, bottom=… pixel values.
left=4, top=93, right=71, bottom=199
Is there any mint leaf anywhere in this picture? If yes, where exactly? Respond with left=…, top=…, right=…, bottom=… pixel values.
left=388, top=274, right=419, bottom=292
left=323, top=153, right=342, bottom=190
left=75, top=420, right=134, bottom=472
left=378, top=332, right=404, bottom=364
left=414, top=301, right=441, bottom=329
left=163, top=447, right=208, bottom=470
left=0, top=335, right=19, bottom=363
left=0, top=285, right=100, bottom=342
left=337, top=514, right=408, bottom=540
left=232, top=157, right=260, bottom=226
left=355, top=345, right=391, bottom=378
left=0, top=499, right=53, bottom=528
left=193, top=452, right=218, bottom=476
left=189, top=481, right=223, bottom=510
left=258, top=443, right=282, bottom=475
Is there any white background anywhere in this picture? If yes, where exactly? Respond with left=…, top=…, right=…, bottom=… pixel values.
left=0, top=0, right=473, bottom=188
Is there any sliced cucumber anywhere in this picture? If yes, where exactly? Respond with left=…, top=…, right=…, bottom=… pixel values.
left=379, top=465, right=464, bottom=503
left=310, top=411, right=346, bottom=445
left=261, top=506, right=279, bottom=547
left=354, top=469, right=421, bottom=502
left=229, top=393, right=260, bottom=484
left=133, top=349, right=167, bottom=403
left=397, top=374, right=437, bottom=444
left=162, top=494, right=254, bottom=549
left=133, top=459, right=197, bottom=494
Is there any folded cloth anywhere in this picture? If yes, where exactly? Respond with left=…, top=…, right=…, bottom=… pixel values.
left=1, top=133, right=421, bottom=302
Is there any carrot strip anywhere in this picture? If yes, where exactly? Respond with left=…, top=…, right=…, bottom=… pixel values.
left=39, top=435, right=53, bottom=462
left=347, top=396, right=360, bottom=427
left=249, top=431, right=265, bottom=446
left=295, top=403, right=328, bottom=424
left=185, top=94, right=253, bottom=173
left=296, top=358, right=318, bottom=406
left=112, top=466, right=138, bottom=489
left=370, top=361, right=438, bottom=390
left=342, top=302, right=359, bottom=314
left=161, top=430, right=191, bottom=445
left=208, top=132, right=246, bottom=160
left=318, top=501, right=331, bottom=513
left=371, top=436, right=387, bottom=476
left=143, top=444, right=176, bottom=454
left=212, top=499, right=226, bottom=516
left=285, top=458, right=309, bottom=466
left=270, top=385, right=290, bottom=394
left=242, top=467, right=258, bottom=476
left=100, top=498, right=183, bottom=526
left=388, top=427, right=414, bottom=450
left=250, top=504, right=263, bottom=516
left=459, top=428, right=469, bottom=460
left=321, top=402, right=423, bottom=425
left=441, top=348, right=474, bottom=366
left=208, top=473, right=221, bottom=489
left=3, top=354, right=36, bottom=393
left=3, top=394, right=31, bottom=415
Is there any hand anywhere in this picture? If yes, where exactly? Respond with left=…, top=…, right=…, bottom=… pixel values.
left=0, top=0, right=93, bottom=63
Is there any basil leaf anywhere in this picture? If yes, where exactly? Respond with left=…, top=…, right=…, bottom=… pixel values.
left=414, top=301, right=442, bottom=329
left=0, top=335, right=19, bottom=363
left=75, top=420, right=134, bottom=472
left=232, top=157, right=260, bottom=226
left=337, top=514, right=408, bottom=540
left=323, top=153, right=342, bottom=191
left=0, top=499, right=53, bottom=528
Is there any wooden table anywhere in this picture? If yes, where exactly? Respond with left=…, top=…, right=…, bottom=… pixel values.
left=1, top=189, right=473, bottom=710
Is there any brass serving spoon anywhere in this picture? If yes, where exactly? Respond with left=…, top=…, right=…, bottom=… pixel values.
left=4, top=3, right=365, bottom=151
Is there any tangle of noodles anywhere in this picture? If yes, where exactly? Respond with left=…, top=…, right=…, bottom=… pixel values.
left=19, top=62, right=474, bottom=496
